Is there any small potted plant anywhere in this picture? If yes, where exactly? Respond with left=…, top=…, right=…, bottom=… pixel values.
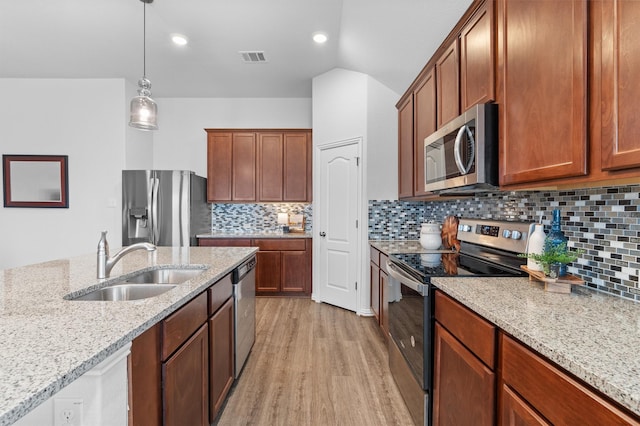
left=521, top=240, right=584, bottom=278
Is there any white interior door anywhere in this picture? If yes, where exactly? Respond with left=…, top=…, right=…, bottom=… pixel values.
left=316, top=140, right=360, bottom=312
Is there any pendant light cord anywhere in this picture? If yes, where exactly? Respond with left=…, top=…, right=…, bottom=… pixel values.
left=143, top=1, right=146, bottom=79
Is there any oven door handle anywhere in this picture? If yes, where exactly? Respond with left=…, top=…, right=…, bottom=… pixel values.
left=386, top=261, right=428, bottom=296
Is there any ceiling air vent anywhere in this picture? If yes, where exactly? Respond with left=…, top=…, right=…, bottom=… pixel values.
left=239, top=51, right=267, bottom=63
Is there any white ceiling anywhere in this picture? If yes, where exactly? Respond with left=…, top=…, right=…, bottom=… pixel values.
left=0, top=0, right=472, bottom=98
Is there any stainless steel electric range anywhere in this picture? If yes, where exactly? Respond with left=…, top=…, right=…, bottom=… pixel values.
left=386, top=218, right=534, bottom=426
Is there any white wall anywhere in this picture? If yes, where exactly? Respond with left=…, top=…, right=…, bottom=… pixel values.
left=152, top=98, right=312, bottom=177
left=0, top=79, right=128, bottom=269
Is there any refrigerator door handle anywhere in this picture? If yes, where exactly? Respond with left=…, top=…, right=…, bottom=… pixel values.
left=151, top=177, right=160, bottom=245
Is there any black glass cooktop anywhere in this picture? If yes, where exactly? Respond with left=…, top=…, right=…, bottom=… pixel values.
left=390, top=250, right=527, bottom=283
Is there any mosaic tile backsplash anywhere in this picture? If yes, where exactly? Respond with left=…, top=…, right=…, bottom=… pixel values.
left=209, top=203, right=312, bottom=234
left=369, top=185, right=640, bottom=302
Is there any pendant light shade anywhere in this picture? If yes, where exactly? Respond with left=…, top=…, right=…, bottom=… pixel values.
left=129, top=0, right=158, bottom=131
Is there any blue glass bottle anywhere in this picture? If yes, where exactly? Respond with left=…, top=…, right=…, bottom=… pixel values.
left=547, top=209, right=568, bottom=276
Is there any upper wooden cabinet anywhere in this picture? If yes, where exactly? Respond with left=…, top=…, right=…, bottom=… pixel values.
left=206, top=129, right=312, bottom=203
left=436, top=39, right=460, bottom=128
left=596, top=0, right=640, bottom=172
left=460, top=0, right=495, bottom=111
left=397, top=95, right=414, bottom=199
left=497, top=0, right=588, bottom=186
left=413, top=69, right=437, bottom=198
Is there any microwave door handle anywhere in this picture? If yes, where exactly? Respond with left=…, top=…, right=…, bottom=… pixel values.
left=453, top=125, right=476, bottom=174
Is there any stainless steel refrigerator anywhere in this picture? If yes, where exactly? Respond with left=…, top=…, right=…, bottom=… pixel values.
left=122, top=170, right=210, bottom=246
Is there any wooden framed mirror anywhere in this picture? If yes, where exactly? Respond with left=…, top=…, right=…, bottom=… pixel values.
left=2, top=155, right=69, bottom=208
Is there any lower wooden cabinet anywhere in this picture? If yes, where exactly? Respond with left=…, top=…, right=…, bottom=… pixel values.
left=433, top=292, right=496, bottom=426
left=501, top=383, right=550, bottom=426
left=369, top=246, right=389, bottom=338
left=129, top=323, right=162, bottom=425
left=209, top=297, right=234, bottom=422
left=199, top=237, right=312, bottom=296
left=163, top=323, right=209, bottom=426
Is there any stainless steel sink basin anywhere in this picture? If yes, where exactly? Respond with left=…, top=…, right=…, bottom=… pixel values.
left=124, top=268, right=205, bottom=284
left=71, top=284, right=177, bottom=301
left=67, top=267, right=206, bottom=301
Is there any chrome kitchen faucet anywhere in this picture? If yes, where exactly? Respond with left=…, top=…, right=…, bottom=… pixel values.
left=97, top=231, right=156, bottom=278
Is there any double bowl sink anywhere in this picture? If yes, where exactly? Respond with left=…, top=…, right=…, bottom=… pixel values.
left=67, top=268, right=206, bottom=301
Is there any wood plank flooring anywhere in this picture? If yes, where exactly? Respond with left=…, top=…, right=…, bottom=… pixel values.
left=216, top=298, right=414, bottom=426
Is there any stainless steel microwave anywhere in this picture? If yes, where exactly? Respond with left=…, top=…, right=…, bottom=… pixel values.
left=423, top=103, right=498, bottom=194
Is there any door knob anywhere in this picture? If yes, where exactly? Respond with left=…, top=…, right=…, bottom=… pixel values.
left=319, top=232, right=326, bottom=237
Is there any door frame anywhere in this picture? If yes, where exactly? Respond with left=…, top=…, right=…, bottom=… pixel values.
left=312, top=137, right=368, bottom=315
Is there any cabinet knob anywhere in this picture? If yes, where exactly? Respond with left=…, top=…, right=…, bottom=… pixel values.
left=319, top=232, right=326, bottom=237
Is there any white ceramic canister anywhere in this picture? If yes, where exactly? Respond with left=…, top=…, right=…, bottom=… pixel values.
left=526, top=224, right=546, bottom=271
left=420, top=222, right=442, bottom=250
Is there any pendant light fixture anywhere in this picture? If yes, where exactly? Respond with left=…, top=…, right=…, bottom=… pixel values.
left=129, top=0, right=158, bottom=130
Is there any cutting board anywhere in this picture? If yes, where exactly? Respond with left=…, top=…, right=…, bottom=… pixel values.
left=521, top=265, right=585, bottom=294
left=441, top=215, right=461, bottom=252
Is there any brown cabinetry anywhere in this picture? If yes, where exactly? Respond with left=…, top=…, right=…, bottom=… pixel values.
left=460, top=0, right=495, bottom=111
left=129, top=323, right=162, bottom=426
left=500, top=333, right=639, bottom=425
left=161, top=292, right=209, bottom=426
left=413, top=69, right=437, bottom=198
left=595, top=0, right=640, bottom=173
left=397, top=95, right=415, bottom=199
left=206, top=129, right=311, bottom=203
left=497, top=0, right=588, bottom=186
left=207, top=274, right=234, bottom=422
left=436, top=39, right=460, bottom=128
left=369, top=246, right=389, bottom=338
left=254, top=238, right=310, bottom=295
left=433, top=291, right=496, bottom=426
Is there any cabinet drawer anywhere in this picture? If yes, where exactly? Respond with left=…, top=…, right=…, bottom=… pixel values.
left=253, top=238, right=306, bottom=251
left=162, top=292, right=208, bottom=361
left=208, top=273, right=232, bottom=316
left=501, top=333, right=639, bottom=425
left=435, top=291, right=496, bottom=369
left=198, top=238, right=251, bottom=247
left=370, top=247, right=380, bottom=267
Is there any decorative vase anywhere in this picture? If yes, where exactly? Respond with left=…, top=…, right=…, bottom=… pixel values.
left=526, top=224, right=546, bottom=271
left=420, top=222, right=442, bottom=250
left=547, top=209, right=568, bottom=249
left=548, top=262, right=567, bottom=278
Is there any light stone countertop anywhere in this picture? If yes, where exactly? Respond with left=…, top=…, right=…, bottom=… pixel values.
left=373, top=240, right=640, bottom=417
left=0, top=246, right=257, bottom=426
left=198, top=232, right=313, bottom=239
left=370, top=240, right=426, bottom=254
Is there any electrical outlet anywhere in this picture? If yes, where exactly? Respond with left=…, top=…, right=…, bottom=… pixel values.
left=54, top=398, right=83, bottom=426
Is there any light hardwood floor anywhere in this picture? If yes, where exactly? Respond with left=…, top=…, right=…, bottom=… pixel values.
left=216, top=297, right=415, bottom=426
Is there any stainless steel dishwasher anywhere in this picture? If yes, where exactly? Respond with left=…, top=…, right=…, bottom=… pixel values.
left=232, top=255, right=256, bottom=378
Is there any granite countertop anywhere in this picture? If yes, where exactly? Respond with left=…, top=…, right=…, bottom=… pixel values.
left=0, top=246, right=257, bottom=426
left=198, top=232, right=313, bottom=239
left=371, top=240, right=640, bottom=416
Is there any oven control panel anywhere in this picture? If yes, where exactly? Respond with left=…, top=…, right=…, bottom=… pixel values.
left=457, top=219, right=533, bottom=253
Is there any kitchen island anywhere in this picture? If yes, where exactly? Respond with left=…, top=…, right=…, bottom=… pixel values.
left=0, top=246, right=257, bottom=426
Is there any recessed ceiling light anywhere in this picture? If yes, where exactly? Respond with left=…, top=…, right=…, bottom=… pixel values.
left=312, top=32, right=328, bottom=44
left=171, top=34, right=188, bottom=46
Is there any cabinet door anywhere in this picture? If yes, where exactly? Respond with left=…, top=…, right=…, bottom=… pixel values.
left=199, top=238, right=252, bottom=247
left=599, top=0, right=640, bottom=171
left=413, top=69, right=437, bottom=197
left=206, top=132, right=233, bottom=201
left=433, top=323, right=495, bottom=426
left=501, top=384, right=551, bottom=426
left=130, top=323, right=162, bottom=426
left=497, top=0, right=587, bottom=185
left=209, top=298, right=234, bottom=422
left=283, top=132, right=311, bottom=202
left=232, top=133, right=257, bottom=201
left=398, top=95, right=414, bottom=199
left=370, top=261, right=380, bottom=322
left=163, top=323, right=209, bottom=426
left=257, top=132, right=284, bottom=201
left=255, top=251, right=281, bottom=292
left=281, top=250, right=307, bottom=292
left=380, top=269, right=389, bottom=337
left=436, top=39, right=460, bottom=128
left=460, top=0, right=495, bottom=110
